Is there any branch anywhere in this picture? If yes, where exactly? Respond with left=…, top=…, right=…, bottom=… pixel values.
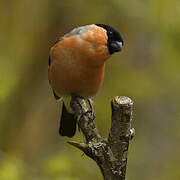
left=69, top=95, right=135, bottom=180
left=70, top=95, right=102, bottom=142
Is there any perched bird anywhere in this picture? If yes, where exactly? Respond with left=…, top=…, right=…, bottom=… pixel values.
left=48, top=24, right=124, bottom=137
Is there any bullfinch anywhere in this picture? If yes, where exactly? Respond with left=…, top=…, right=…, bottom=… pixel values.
left=48, top=24, right=124, bottom=137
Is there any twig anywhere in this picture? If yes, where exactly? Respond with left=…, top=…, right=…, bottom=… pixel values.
left=68, top=95, right=135, bottom=180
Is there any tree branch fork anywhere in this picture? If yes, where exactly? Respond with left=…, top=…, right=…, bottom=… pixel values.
left=68, top=96, right=135, bottom=180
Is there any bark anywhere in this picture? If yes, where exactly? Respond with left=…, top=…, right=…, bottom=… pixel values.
left=68, top=96, right=135, bottom=180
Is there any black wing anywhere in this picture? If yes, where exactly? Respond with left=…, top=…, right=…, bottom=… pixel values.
left=48, top=56, right=51, bottom=66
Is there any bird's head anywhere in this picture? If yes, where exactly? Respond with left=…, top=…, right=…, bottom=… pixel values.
left=96, top=24, right=124, bottom=55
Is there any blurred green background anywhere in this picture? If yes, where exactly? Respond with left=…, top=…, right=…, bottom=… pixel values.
left=0, top=0, right=180, bottom=179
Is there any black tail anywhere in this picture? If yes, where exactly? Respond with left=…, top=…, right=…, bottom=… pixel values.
left=59, top=102, right=76, bottom=137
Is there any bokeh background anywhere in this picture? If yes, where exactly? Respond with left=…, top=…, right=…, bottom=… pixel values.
left=0, top=0, right=180, bottom=179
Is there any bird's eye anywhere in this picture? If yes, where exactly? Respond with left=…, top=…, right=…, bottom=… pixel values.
left=108, top=31, right=113, bottom=38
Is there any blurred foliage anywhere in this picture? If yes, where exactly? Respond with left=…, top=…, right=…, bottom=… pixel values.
left=0, top=0, right=180, bottom=179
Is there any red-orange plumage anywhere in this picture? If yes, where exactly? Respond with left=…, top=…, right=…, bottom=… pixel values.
left=48, top=25, right=110, bottom=97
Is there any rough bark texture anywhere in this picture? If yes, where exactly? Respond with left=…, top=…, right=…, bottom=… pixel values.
left=68, top=96, right=135, bottom=180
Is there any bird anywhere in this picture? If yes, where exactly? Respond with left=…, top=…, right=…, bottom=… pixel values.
left=48, top=24, right=124, bottom=137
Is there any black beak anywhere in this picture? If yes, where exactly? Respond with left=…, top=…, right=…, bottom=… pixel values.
left=108, top=41, right=123, bottom=54
left=111, top=41, right=123, bottom=52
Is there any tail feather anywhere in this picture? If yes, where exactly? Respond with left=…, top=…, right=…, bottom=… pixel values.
left=59, top=102, right=76, bottom=137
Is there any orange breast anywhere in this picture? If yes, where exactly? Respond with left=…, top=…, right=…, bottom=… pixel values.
left=48, top=25, right=110, bottom=97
